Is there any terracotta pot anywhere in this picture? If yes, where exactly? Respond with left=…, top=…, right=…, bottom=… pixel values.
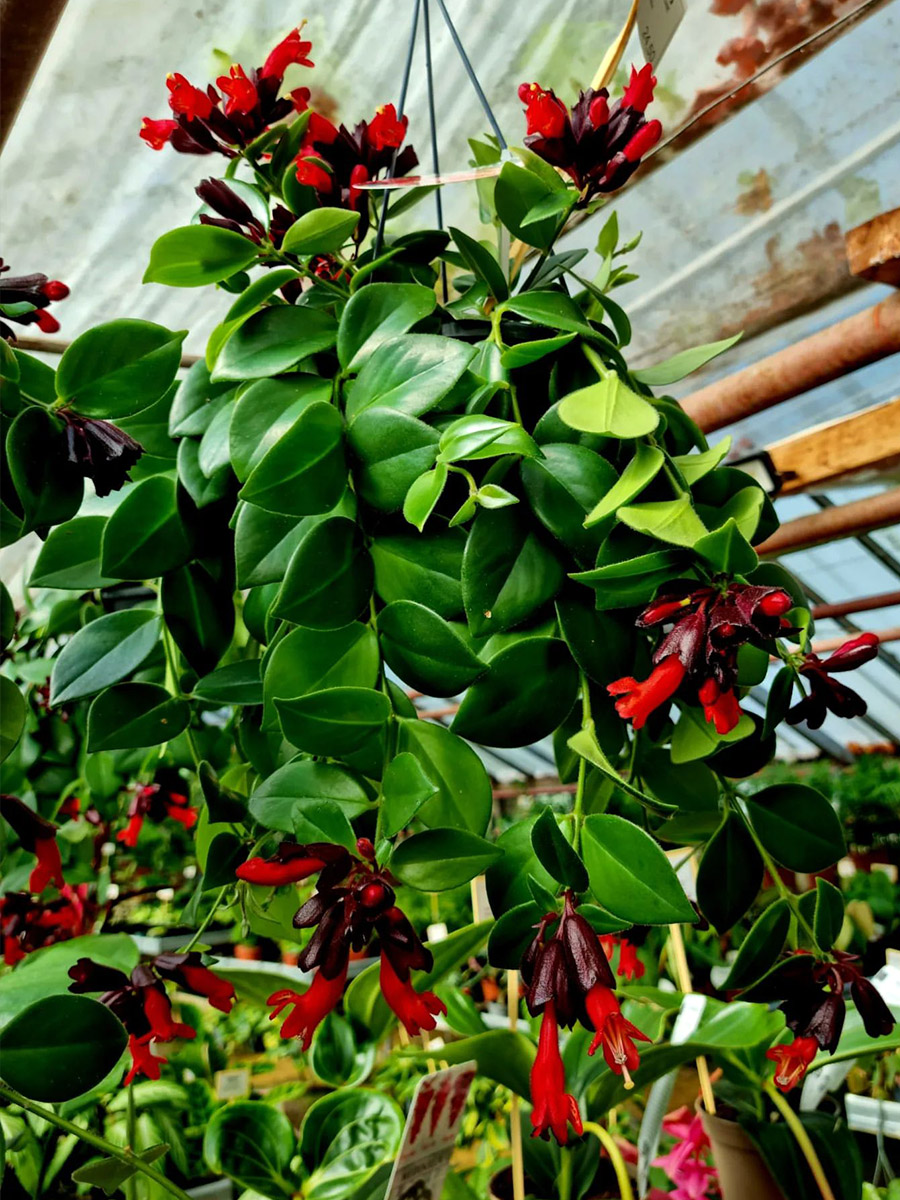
left=700, top=1108, right=781, bottom=1200
left=281, top=950, right=301, bottom=967
left=233, top=942, right=262, bottom=961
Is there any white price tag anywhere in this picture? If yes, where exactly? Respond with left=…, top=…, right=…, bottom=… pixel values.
left=214, top=1068, right=250, bottom=1100
left=638, top=0, right=685, bottom=65
left=385, top=1062, right=476, bottom=1200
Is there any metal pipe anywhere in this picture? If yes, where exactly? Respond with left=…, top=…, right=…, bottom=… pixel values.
left=681, top=294, right=900, bottom=434
left=810, top=589, right=900, bottom=619
left=0, top=0, right=69, bottom=152
left=756, top=488, right=900, bottom=557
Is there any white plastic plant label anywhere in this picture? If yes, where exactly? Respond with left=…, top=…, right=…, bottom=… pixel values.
left=384, top=1061, right=477, bottom=1200
left=638, top=0, right=685, bottom=66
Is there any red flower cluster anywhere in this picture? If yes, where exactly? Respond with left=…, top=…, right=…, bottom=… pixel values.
left=237, top=837, right=444, bottom=1048
left=140, top=26, right=313, bottom=156
left=787, top=631, right=879, bottom=730
left=522, top=894, right=649, bottom=1143
left=69, top=952, right=235, bottom=1084
left=654, top=1107, right=718, bottom=1198
left=117, top=774, right=198, bottom=848
left=0, top=794, right=65, bottom=895
left=517, top=64, right=661, bottom=202
left=0, top=259, right=69, bottom=340
left=608, top=582, right=794, bottom=735
left=1, top=884, right=91, bottom=965
left=599, top=934, right=645, bottom=981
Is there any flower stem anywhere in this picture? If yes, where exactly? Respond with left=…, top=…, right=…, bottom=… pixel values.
left=180, top=884, right=229, bottom=953
left=764, top=1082, right=837, bottom=1200
left=0, top=1082, right=194, bottom=1200
left=582, top=1120, right=635, bottom=1200
left=558, top=1145, right=574, bottom=1200
left=735, top=797, right=820, bottom=948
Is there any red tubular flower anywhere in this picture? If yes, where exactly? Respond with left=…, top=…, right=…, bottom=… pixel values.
left=379, top=953, right=446, bottom=1036
left=260, top=26, right=315, bottom=80
left=622, top=63, right=657, bottom=112
left=290, top=86, right=311, bottom=113
left=35, top=310, right=60, bottom=334
left=29, top=837, right=64, bottom=894
left=585, top=985, right=650, bottom=1088
left=348, top=163, right=370, bottom=211
left=180, top=964, right=235, bottom=1013
left=623, top=118, right=662, bottom=162
left=758, top=590, right=792, bottom=618
left=267, top=964, right=348, bottom=1049
left=788, top=632, right=880, bottom=729
left=125, top=1034, right=167, bottom=1085
left=166, top=72, right=214, bottom=122
left=117, top=815, right=144, bottom=848
left=588, top=94, right=609, bottom=127
left=217, top=65, right=258, bottom=117
left=366, top=103, right=408, bottom=152
left=530, top=1002, right=583, bottom=1144
left=766, top=1035, right=818, bottom=1092
left=140, top=117, right=179, bottom=150
left=607, top=655, right=685, bottom=729
left=698, top=678, right=742, bottom=734
left=236, top=853, right=327, bottom=886
left=4, top=935, right=26, bottom=966
left=518, top=82, right=569, bottom=139
left=142, top=987, right=196, bottom=1042
left=295, top=152, right=333, bottom=192
left=164, top=799, right=198, bottom=829
left=41, top=280, right=69, bottom=302
left=616, top=939, right=645, bottom=981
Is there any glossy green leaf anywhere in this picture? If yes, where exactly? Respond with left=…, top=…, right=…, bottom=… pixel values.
left=169, top=361, right=233, bottom=436
left=281, top=208, right=360, bottom=256
left=203, top=1101, right=296, bottom=1198
left=670, top=705, right=754, bottom=764
left=348, top=407, right=440, bottom=512
left=632, top=333, right=742, bottom=387
left=309, top=1013, right=375, bottom=1089
left=522, top=189, right=575, bottom=225
left=694, top=518, right=759, bottom=575
left=402, top=463, right=448, bottom=531
left=617, top=495, right=708, bottom=548
left=100, top=475, right=192, bottom=579
left=583, top=443, right=664, bottom=528
left=500, top=333, right=576, bottom=368
left=395, top=718, right=493, bottom=834
left=87, top=683, right=190, bottom=751
left=571, top=545, right=686, bottom=611
left=196, top=401, right=232, bottom=478
left=50, top=609, right=160, bottom=705
left=673, top=436, right=732, bottom=484
left=274, top=517, right=372, bottom=628
left=485, top=816, right=558, bottom=914
left=520, top=442, right=616, bottom=561
left=29, top=517, right=114, bottom=590
left=0, top=995, right=127, bottom=1102
left=71, top=1146, right=169, bottom=1195
left=0, top=581, right=14, bottom=650
left=143, top=224, right=260, bottom=287
left=212, top=306, right=337, bottom=381
left=500, top=291, right=592, bottom=335
left=276, top=687, right=391, bottom=757
left=234, top=502, right=308, bottom=588
left=6, top=408, right=82, bottom=530
left=555, top=600, right=634, bottom=684
left=494, top=162, right=560, bottom=249
left=696, top=811, right=763, bottom=932
left=380, top=752, right=439, bottom=838
left=345, top=334, right=475, bottom=421
left=723, top=900, right=791, bottom=990
left=452, top=636, right=578, bottom=747
left=568, top=724, right=676, bottom=815
left=391, top=828, right=502, bottom=891
left=813, top=877, right=844, bottom=950
left=744, top=784, right=845, bottom=872
left=177, top=438, right=231, bottom=509
left=582, top=814, right=696, bottom=924
left=531, top=808, right=588, bottom=890
left=239, top=400, right=346, bottom=517
left=559, top=355, right=658, bottom=439
left=57, top=320, right=185, bottom=418
left=161, top=563, right=234, bottom=676
left=262, top=622, right=378, bottom=729
left=377, top=600, right=485, bottom=696
left=450, top=225, right=508, bottom=300
left=229, top=375, right=330, bottom=482
left=337, top=282, right=437, bottom=370
left=371, top=529, right=464, bottom=618
left=194, top=662, right=262, bottom=707
left=438, top=414, right=540, bottom=464
left=300, top=1088, right=403, bottom=1200
left=249, top=760, right=372, bottom=832
left=0, top=677, right=25, bottom=763
left=408, top=1029, right=534, bottom=1099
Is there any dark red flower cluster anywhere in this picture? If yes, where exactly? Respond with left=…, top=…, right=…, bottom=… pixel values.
left=608, top=582, right=794, bottom=735
left=522, top=893, right=649, bottom=1143
left=69, top=952, right=235, bottom=1084
left=140, top=26, right=313, bottom=156
left=237, top=837, right=444, bottom=1048
left=747, top=949, right=894, bottom=1092
left=0, top=259, right=69, bottom=339
left=517, top=64, right=661, bottom=201
left=59, top=409, right=143, bottom=497
left=0, top=794, right=65, bottom=895
left=786, top=632, right=879, bottom=730
left=117, top=773, right=198, bottom=848
left=1, top=884, right=91, bottom=965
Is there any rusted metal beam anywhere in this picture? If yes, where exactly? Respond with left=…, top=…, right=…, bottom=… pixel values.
left=768, top=398, right=900, bottom=494
left=0, top=0, right=69, bottom=152
left=756, top=488, right=900, bottom=557
left=846, top=207, right=900, bottom=287
left=796, top=627, right=900, bottom=655
left=810, top=590, right=900, bottom=620
left=681, top=293, right=900, bottom=434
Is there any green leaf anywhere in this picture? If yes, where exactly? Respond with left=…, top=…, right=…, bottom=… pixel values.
left=391, top=827, right=501, bottom=890
left=371, top=529, right=465, bottom=618
left=71, top=1146, right=169, bottom=1195
left=29, top=517, right=114, bottom=590
left=583, top=443, right=664, bottom=528
left=345, top=334, right=475, bottom=421
left=239, top=400, right=346, bottom=517
left=224, top=266, right=301, bottom=321
left=292, top=799, right=356, bottom=853
left=274, top=517, right=372, bottom=629
left=338, top=282, right=437, bottom=370
left=198, top=402, right=235, bottom=477
left=0, top=677, right=25, bottom=763
left=696, top=811, right=763, bottom=932
left=177, top=438, right=231, bottom=509
left=494, top=162, right=560, bottom=249
left=377, top=600, right=485, bottom=696
left=249, top=760, right=372, bottom=832
left=0, top=581, right=14, bottom=650
left=309, top=1012, right=375, bottom=1088
left=485, top=816, right=558, bottom=914
left=276, top=687, right=391, bottom=758
left=212, top=306, right=338, bottom=381
left=723, top=899, right=791, bottom=990
left=694, top=518, right=759, bottom=575
left=402, top=463, right=448, bottom=531
left=520, top=442, right=616, bottom=561
left=300, top=1088, right=403, bottom=1200
left=500, top=291, right=593, bottom=335
left=452, top=637, right=578, bottom=748
left=595, top=212, right=618, bottom=258
left=558, top=367, right=658, bottom=439
left=532, top=809, right=588, bottom=891
left=617, top=495, right=708, bottom=548
left=488, top=901, right=546, bottom=968
left=203, top=1101, right=296, bottom=1198
left=262, top=622, right=378, bottom=729
left=87, top=683, right=190, bottom=751
left=0, top=995, right=126, bottom=1102
left=169, top=361, right=233, bottom=436
left=380, top=753, right=438, bottom=838
left=161, top=563, right=234, bottom=676
left=813, top=877, right=844, bottom=950
left=632, top=334, right=742, bottom=387
left=6, top=408, right=82, bottom=531
left=522, top=190, right=575, bottom=226
left=143, top=225, right=260, bottom=287
left=100, top=475, right=192, bottom=580
left=57, top=320, right=186, bottom=418
left=582, top=814, right=696, bottom=924
left=449, top=226, right=508, bottom=301
left=281, top=208, right=360, bottom=256
left=438, top=414, right=540, bottom=464
left=229, top=375, right=330, bottom=482
left=744, top=784, right=845, bottom=872
left=568, top=724, right=676, bottom=816
left=555, top=600, right=633, bottom=685
left=462, top=505, right=564, bottom=638
left=408, top=1029, right=534, bottom=1099
left=672, top=436, right=732, bottom=484
left=500, top=333, right=576, bottom=368
left=347, top=408, right=440, bottom=512
left=50, top=610, right=160, bottom=705
left=395, top=718, right=493, bottom=834
left=670, top=705, right=754, bottom=764
left=571, top=545, right=686, bottom=612
left=234, top=502, right=309, bottom=588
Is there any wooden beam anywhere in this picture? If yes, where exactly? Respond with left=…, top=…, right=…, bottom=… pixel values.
left=845, top=208, right=900, bottom=288
left=681, top=293, right=900, bottom=434
left=790, top=627, right=900, bottom=656
left=757, top=488, right=900, bottom=557
left=0, top=0, right=69, bottom=152
left=767, top=398, right=900, bottom=494
left=811, top=590, right=900, bottom=620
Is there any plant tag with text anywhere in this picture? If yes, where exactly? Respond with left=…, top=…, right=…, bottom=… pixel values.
left=638, top=0, right=685, bottom=65
left=385, top=1061, right=476, bottom=1200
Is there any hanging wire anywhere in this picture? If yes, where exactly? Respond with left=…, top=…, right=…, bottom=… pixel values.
left=372, top=0, right=422, bottom=262
left=422, top=0, right=449, bottom=303
left=432, top=0, right=507, bottom=151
